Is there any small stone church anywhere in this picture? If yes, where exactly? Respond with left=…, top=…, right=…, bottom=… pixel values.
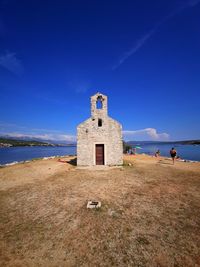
left=77, top=92, right=123, bottom=166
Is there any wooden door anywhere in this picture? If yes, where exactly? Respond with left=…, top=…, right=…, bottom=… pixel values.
left=96, top=144, right=104, bottom=165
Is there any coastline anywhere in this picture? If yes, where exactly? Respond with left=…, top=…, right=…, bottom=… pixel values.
left=0, top=155, right=71, bottom=167
left=1, top=144, right=199, bottom=165
left=0, top=153, right=199, bottom=168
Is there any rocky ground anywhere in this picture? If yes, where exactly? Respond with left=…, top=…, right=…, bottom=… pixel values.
left=0, top=155, right=200, bottom=267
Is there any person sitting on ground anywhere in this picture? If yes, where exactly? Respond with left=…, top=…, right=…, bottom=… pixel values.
left=155, top=150, right=160, bottom=157
left=170, top=147, right=177, bottom=165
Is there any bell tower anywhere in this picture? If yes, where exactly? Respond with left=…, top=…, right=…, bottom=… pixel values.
left=91, top=92, right=108, bottom=118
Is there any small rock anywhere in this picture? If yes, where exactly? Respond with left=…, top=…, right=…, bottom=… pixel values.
left=87, top=200, right=101, bottom=209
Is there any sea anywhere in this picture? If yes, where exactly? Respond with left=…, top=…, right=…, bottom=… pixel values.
left=0, top=146, right=76, bottom=165
left=0, top=143, right=200, bottom=165
left=129, top=143, right=200, bottom=162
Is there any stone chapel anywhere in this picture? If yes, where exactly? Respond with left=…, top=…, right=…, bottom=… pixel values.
left=77, top=92, right=123, bottom=166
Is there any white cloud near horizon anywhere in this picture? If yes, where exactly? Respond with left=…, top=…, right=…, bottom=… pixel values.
left=1, top=128, right=169, bottom=142
left=0, top=51, right=24, bottom=75
left=112, top=0, right=200, bottom=70
left=0, top=122, right=76, bottom=142
left=123, top=128, right=170, bottom=141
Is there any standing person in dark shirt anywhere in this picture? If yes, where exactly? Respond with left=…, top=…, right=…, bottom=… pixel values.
left=170, top=147, right=177, bottom=165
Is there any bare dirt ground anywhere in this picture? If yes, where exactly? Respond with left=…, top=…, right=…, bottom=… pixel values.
left=0, top=155, right=200, bottom=267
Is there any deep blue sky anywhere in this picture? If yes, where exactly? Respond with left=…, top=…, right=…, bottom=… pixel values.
left=0, top=0, right=200, bottom=142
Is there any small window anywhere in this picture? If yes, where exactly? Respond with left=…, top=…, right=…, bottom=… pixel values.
left=98, top=118, right=102, bottom=127
left=96, top=96, right=103, bottom=109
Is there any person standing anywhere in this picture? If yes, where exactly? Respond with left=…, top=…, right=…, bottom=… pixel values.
left=170, top=147, right=177, bottom=165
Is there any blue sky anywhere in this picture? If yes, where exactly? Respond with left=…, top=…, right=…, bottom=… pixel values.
left=0, top=0, right=200, bottom=142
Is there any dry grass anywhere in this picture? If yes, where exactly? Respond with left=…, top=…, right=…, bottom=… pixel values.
left=0, top=155, right=200, bottom=267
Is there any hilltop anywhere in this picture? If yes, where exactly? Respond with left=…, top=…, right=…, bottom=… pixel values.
left=0, top=137, right=76, bottom=148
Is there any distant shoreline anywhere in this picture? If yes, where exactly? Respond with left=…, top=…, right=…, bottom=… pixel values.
left=1, top=137, right=200, bottom=148
left=0, top=144, right=76, bottom=148
left=127, top=140, right=200, bottom=145
left=0, top=137, right=76, bottom=148
left=0, top=155, right=67, bottom=167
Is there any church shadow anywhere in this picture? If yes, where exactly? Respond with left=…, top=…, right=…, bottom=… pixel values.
left=66, top=157, right=77, bottom=166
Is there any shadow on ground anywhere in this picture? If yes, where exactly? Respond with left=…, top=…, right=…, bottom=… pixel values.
left=66, top=157, right=77, bottom=166
left=58, top=157, right=77, bottom=166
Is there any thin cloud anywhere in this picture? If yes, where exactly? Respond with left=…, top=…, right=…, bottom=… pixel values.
left=185, top=0, right=200, bottom=7
left=35, top=94, right=69, bottom=105
left=0, top=51, right=24, bottom=75
left=0, top=122, right=27, bottom=131
left=0, top=123, right=76, bottom=142
left=75, top=82, right=90, bottom=93
left=123, top=128, right=170, bottom=141
left=0, top=122, right=64, bottom=133
left=112, top=29, right=156, bottom=70
left=31, top=128, right=63, bottom=133
left=67, top=79, right=91, bottom=94
left=0, top=19, right=5, bottom=35
left=113, top=0, right=200, bottom=70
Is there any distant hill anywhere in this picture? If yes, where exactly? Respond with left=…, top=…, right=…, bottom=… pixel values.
left=176, top=140, right=200, bottom=145
left=0, top=137, right=76, bottom=147
left=0, top=138, right=52, bottom=147
left=0, top=135, right=76, bottom=146
left=127, top=140, right=200, bottom=145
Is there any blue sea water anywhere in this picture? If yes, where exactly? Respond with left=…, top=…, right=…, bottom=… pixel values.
left=0, top=146, right=76, bottom=165
left=131, top=143, right=200, bottom=162
left=0, top=144, right=200, bottom=165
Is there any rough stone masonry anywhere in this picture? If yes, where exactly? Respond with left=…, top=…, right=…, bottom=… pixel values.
left=77, top=92, right=123, bottom=166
